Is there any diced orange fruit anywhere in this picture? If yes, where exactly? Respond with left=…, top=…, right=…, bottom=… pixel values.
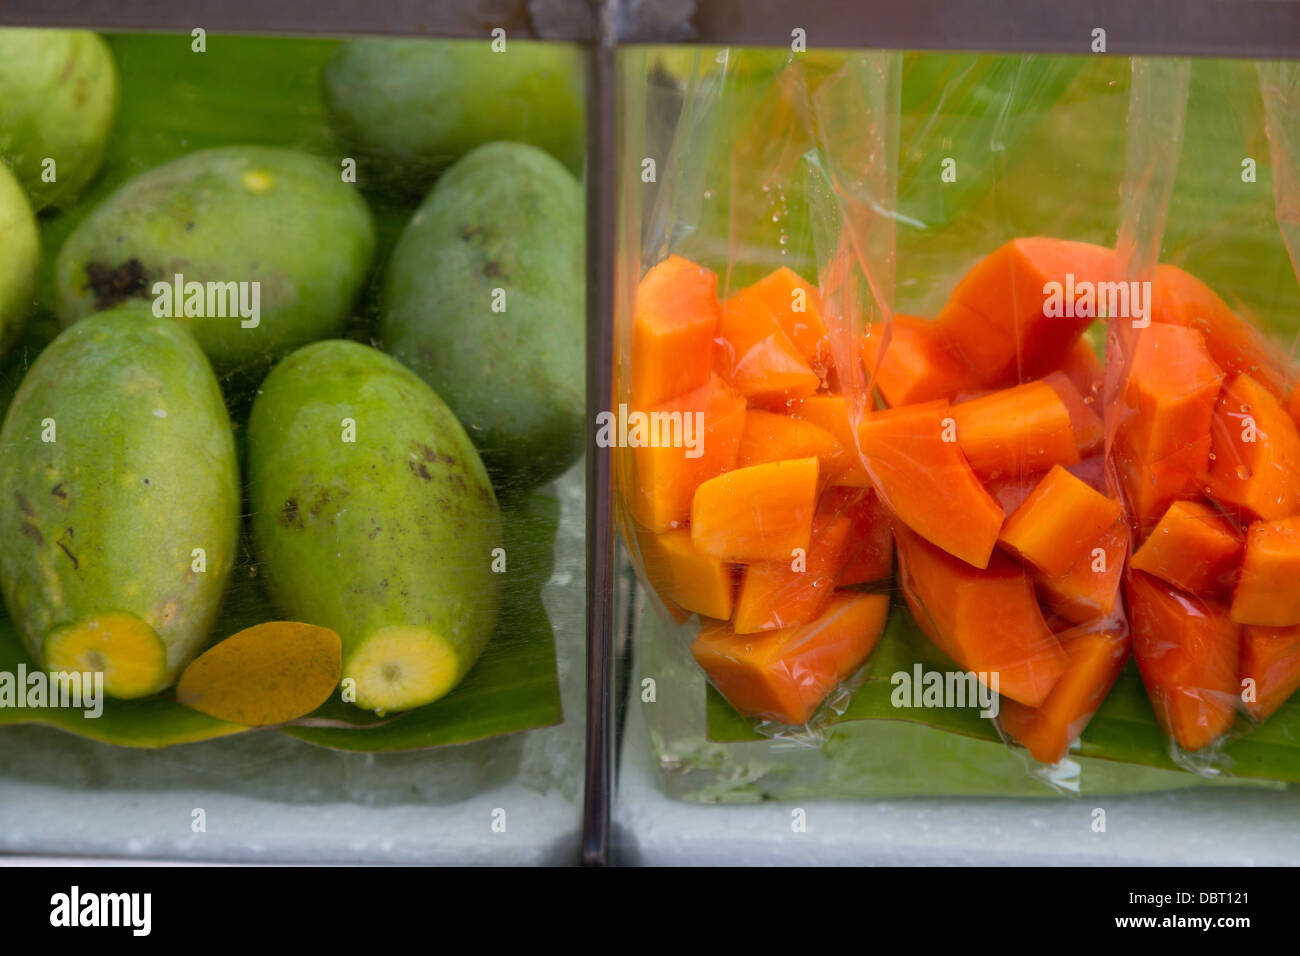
left=999, top=465, right=1123, bottom=577
left=1115, top=434, right=1213, bottom=535
left=636, top=527, right=735, bottom=621
left=736, top=410, right=842, bottom=481
left=861, top=315, right=980, bottom=407
left=1042, top=370, right=1104, bottom=457
left=1128, top=571, right=1240, bottom=752
left=826, top=487, right=894, bottom=586
left=1060, top=336, right=1105, bottom=400
left=1205, top=373, right=1300, bottom=522
left=691, top=592, right=890, bottom=725
left=691, top=457, right=819, bottom=562
left=1229, top=516, right=1300, bottom=627
left=952, top=380, right=1081, bottom=480
left=626, top=374, right=747, bottom=532
left=787, top=394, right=872, bottom=487
left=859, top=400, right=1005, bottom=569
left=1130, top=499, right=1243, bottom=599
left=895, top=525, right=1066, bottom=707
left=715, top=288, right=821, bottom=401
left=999, top=627, right=1130, bottom=764
left=632, top=255, right=721, bottom=408
left=1239, top=624, right=1300, bottom=722
left=1035, top=517, right=1129, bottom=626
left=745, top=266, right=830, bottom=370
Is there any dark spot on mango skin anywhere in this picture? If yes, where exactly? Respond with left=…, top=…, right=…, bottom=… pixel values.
left=56, top=528, right=78, bottom=570
left=51, top=483, right=68, bottom=501
left=19, top=523, right=42, bottom=544
left=409, top=460, right=432, bottom=481
left=85, top=258, right=151, bottom=310
left=279, top=497, right=303, bottom=529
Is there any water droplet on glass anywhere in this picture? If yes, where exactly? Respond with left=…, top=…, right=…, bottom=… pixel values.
left=1237, top=465, right=1252, bottom=480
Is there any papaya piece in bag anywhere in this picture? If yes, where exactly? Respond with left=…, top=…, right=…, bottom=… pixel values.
left=1129, top=498, right=1244, bottom=599
left=691, top=457, right=819, bottom=562
left=829, top=487, right=894, bottom=586
left=637, top=527, right=736, bottom=622
left=1229, top=516, right=1300, bottom=627
left=861, top=315, right=979, bottom=407
left=998, top=465, right=1123, bottom=577
left=744, top=266, right=830, bottom=370
left=1239, top=624, right=1300, bottom=722
left=951, top=380, right=1081, bottom=480
left=715, top=288, right=821, bottom=401
left=1205, top=373, right=1300, bottom=523
left=1035, top=517, right=1129, bottom=626
left=787, top=394, right=872, bottom=487
left=632, top=255, right=721, bottom=408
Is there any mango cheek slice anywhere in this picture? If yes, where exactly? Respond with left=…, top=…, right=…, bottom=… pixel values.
left=176, top=621, right=342, bottom=726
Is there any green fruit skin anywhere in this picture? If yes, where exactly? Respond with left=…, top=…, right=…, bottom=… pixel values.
left=0, top=307, right=240, bottom=685
left=381, top=142, right=585, bottom=489
left=247, top=340, right=504, bottom=693
left=0, top=29, right=118, bottom=210
left=0, top=161, right=39, bottom=359
left=54, top=146, right=376, bottom=373
left=322, top=37, right=585, bottom=196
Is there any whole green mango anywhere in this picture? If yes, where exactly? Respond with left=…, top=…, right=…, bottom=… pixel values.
left=247, top=340, right=503, bottom=714
left=381, top=142, right=585, bottom=490
left=54, top=146, right=375, bottom=374
left=0, top=307, right=240, bottom=698
left=0, top=161, right=39, bottom=359
left=322, top=37, right=585, bottom=196
left=0, top=29, right=118, bottom=210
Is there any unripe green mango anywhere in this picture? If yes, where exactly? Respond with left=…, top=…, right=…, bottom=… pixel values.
left=322, top=37, right=585, bottom=196
left=0, top=161, right=39, bottom=359
left=0, top=29, right=118, bottom=210
left=54, top=146, right=375, bottom=373
left=381, top=142, right=585, bottom=490
left=0, top=307, right=240, bottom=697
left=247, top=340, right=503, bottom=714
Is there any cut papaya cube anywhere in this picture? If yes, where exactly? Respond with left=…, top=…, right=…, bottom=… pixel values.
left=859, top=400, right=1004, bottom=569
left=1286, top=386, right=1300, bottom=434
left=626, top=374, right=747, bottom=532
left=1240, top=624, right=1300, bottom=722
left=936, top=237, right=1118, bottom=386
left=1205, top=373, right=1300, bottom=522
left=952, top=380, right=1081, bottom=480
left=736, top=410, right=842, bottom=481
left=715, top=288, right=821, bottom=401
left=631, top=255, right=721, bottom=408
left=824, top=487, right=894, bottom=586
left=1042, top=370, right=1104, bottom=457
left=1035, top=517, right=1129, bottom=626
left=983, top=471, right=1045, bottom=514
left=732, top=504, right=853, bottom=634
left=1128, top=570, right=1241, bottom=752
left=746, top=266, right=830, bottom=369
left=636, top=527, right=735, bottom=621
left=1115, top=434, right=1212, bottom=535
left=999, top=465, right=1123, bottom=577
left=999, top=626, right=1130, bottom=764
left=1152, top=263, right=1289, bottom=399
left=1117, top=323, right=1223, bottom=464
left=691, top=591, right=890, bottom=725
left=1060, top=336, right=1105, bottom=400
left=691, top=457, right=819, bottom=562
left=1229, top=516, right=1300, bottom=627
left=1130, top=499, right=1243, bottom=599
left=895, top=525, right=1066, bottom=707
left=787, top=393, right=871, bottom=487
left=860, top=315, right=979, bottom=407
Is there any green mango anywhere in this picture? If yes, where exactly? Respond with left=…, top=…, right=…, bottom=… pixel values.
left=0, top=161, right=39, bottom=359
left=381, top=142, right=585, bottom=491
left=0, top=29, right=118, bottom=210
left=247, top=340, right=503, bottom=714
left=54, top=146, right=375, bottom=374
left=0, top=307, right=240, bottom=698
left=322, top=37, right=585, bottom=196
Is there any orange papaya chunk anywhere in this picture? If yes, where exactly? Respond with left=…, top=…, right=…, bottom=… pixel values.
left=937, top=237, right=1118, bottom=386
left=746, top=266, right=830, bottom=370
left=1229, top=516, right=1300, bottom=627
left=1152, top=263, right=1288, bottom=399
left=632, top=255, right=721, bottom=408
left=999, top=627, right=1130, bottom=764
left=1042, top=370, right=1104, bottom=457
left=952, top=380, right=1081, bottom=480
left=861, top=315, right=980, bottom=407
left=825, top=487, right=894, bottom=586
left=1034, top=517, right=1128, bottom=626
left=999, top=465, right=1123, bottom=577
left=1060, top=336, right=1104, bottom=400
left=1206, top=373, right=1300, bottom=522
left=736, top=409, right=842, bottom=479
left=859, top=400, right=1005, bottom=569
left=1117, top=323, right=1224, bottom=463
left=691, top=457, right=819, bottom=562
left=691, top=591, right=890, bottom=725
left=1130, top=499, right=1243, bottom=599
left=627, top=374, right=747, bottom=532
left=636, top=527, right=735, bottom=621
left=895, top=526, right=1066, bottom=707
left=715, top=288, right=821, bottom=401
left=1115, top=435, right=1213, bottom=536
left=733, top=505, right=853, bottom=634
left=1240, top=624, right=1300, bottom=722
left=787, top=394, right=871, bottom=487
left=1286, top=386, right=1300, bottom=433
left=1128, top=571, right=1241, bottom=752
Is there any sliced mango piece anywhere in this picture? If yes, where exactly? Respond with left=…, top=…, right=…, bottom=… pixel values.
left=952, top=380, right=1080, bottom=480
left=999, top=465, right=1123, bottom=577
left=1130, top=499, right=1243, bottom=599
left=1229, top=516, right=1300, bottom=627
left=636, top=527, right=735, bottom=621
left=691, top=591, right=890, bottom=725
left=631, top=255, right=721, bottom=408
left=691, top=457, right=819, bottom=562
left=1240, top=624, right=1300, bottom=722
left=1206, top=373, right=1300, bottom=522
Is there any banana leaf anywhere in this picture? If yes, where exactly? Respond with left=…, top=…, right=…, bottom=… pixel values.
left=0, top=33, right=564, bottom=750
